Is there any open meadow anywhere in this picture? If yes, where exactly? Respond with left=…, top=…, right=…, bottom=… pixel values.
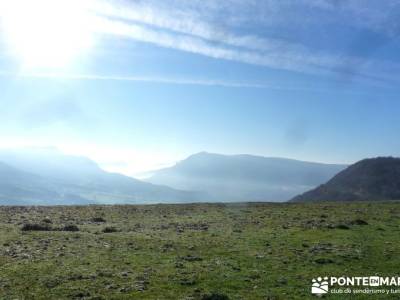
left=0, top=202, right=399, bottom=299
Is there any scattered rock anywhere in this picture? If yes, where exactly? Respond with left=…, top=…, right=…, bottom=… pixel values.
left=308, top=243, right=337, bottom=256
left=44, top=278, right=62, bottom=288
left=105, top=284, right=117, bottom=290
left=120, top=271, right=130, bottom=277
left=70, top=290, right=90, bottom=299
left=276, top=277, right=288, bottom=285
left=161, top=242, right=174, bottom=252
left=181, top=255, right=202, bottom=262
left=119, top=286, right=133, bottom=293
left=68, top=274, right=85, bottom=281
left=180, top=278, right=197, bottom=286
left=134, top=278, right=149, bottom=292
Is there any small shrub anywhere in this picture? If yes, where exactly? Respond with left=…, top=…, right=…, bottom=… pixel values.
left=181, top=255, right=202, bottom=262
left=202, top=293, right=230, bottom=300
left=102, top=226, right=118, bottom=233
left=91, top=217, right=106, bottom=223
left=335, top=224, right=350, bottom=230
left=62, top=225, right=80, bottom=232
left=21, top=223, right=52, bottom=231
left=350, top=219, right=368, bottom=225
left=315, top=258, right=334, bottom=264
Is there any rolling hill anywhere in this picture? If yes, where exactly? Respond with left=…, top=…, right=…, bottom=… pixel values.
left=146, top=152, right=347, bottom=202
left=291, top=157, right=400, bottom=202
left=0, top=148, right=199, bottom=205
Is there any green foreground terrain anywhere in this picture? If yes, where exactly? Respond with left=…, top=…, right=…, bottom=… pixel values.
left=0, top=202, right=399, bottom=300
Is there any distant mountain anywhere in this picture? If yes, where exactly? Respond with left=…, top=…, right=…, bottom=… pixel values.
left=291, top=157, right=400, bottom=202
left=146, top=152, right=347, bottom=202
left=0, top=148, right=198, bottom=205
left=0, top=147, right=105, bottom=184
left=0, top=161, right=58, bottom=205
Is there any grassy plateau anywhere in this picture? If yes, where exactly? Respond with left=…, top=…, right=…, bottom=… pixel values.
left=0, top=202, right=399, bottom=299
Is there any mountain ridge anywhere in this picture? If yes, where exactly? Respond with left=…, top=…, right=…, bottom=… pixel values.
left=0, top=148, right=199, bottom=205
left=146, top=152, right=347, bottom=202
left=291, top=157, right=400, bottom=202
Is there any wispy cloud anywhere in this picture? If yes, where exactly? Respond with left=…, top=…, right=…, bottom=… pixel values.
left=0, top=70, right=379, bottom=95
left=85, top=0, right=400, bottom=83
left=90, top=1, right=339, bottom=75
left=0, top=69, right=293, bottom=90
left=92, top=17, right=333, bottom=75
left=1, top=0, right=398, bottom=84
left=92, top=0, right=303, bottom=53
left=0, top=69, right=270, bottom=88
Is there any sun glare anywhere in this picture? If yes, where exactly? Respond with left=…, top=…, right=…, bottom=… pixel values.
left=0, top=0, right=95, bottom=69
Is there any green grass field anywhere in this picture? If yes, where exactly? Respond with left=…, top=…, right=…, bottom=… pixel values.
left=0, top=202, right=399, bottom=299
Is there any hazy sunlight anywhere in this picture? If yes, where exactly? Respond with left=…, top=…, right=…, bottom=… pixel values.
left=0, top=0, right=94, bottom=68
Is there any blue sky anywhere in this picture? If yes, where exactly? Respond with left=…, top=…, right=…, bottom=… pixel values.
left=0, top=0, right=399, bottom=176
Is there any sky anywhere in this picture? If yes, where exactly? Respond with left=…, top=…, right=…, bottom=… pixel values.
left=0, top=0, right=399, bottom=177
